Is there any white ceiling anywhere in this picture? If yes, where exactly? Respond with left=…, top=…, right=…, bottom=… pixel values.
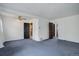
left=0, top=3, right=79, bottom=19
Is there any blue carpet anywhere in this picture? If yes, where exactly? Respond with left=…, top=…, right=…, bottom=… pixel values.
left=0, top=39, right=79, bottom=56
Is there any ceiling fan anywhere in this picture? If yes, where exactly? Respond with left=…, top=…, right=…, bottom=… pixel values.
left=18, top=16, right=34, bottom=21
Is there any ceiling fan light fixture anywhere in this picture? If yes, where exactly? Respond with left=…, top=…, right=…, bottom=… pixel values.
left=18, top=16, right=24, bottom=21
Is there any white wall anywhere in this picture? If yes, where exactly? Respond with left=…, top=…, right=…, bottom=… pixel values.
left=54, top=15, right=79, bottom=43
left=38, top=18, right=49, bottom=40
left=0, top=12, right=41, bottom=42
left=0, top=12, right=51, bottom=48
left=2, top=13, right=24, bottom=41
left=32, top=18, right=40, bottom=41
left=0, top=17, right=4, bottom=48
left=22, top=17, right=49, bottom=41
left=2, top=11, right=79, bottom=44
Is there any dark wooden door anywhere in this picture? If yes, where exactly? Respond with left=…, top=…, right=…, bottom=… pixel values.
left=24, top=23, right=30, bottom=39
left=49, top=23, right=55, bottom=39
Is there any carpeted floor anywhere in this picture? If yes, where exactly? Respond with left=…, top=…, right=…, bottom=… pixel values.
left=0, top=39, right=79, bottom=56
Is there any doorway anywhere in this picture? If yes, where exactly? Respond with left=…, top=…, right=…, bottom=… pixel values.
left=49, top=22, right=55, bottom=39
left=24, top=23, right=33, bottom=39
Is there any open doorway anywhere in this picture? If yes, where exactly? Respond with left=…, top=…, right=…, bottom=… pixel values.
left=24, top=23, right=33, bottom=39
left=49, top=22, right=55, bottom=39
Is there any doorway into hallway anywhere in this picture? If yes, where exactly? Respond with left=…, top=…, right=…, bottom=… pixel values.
left=24, top=23, right=33, bottom=39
